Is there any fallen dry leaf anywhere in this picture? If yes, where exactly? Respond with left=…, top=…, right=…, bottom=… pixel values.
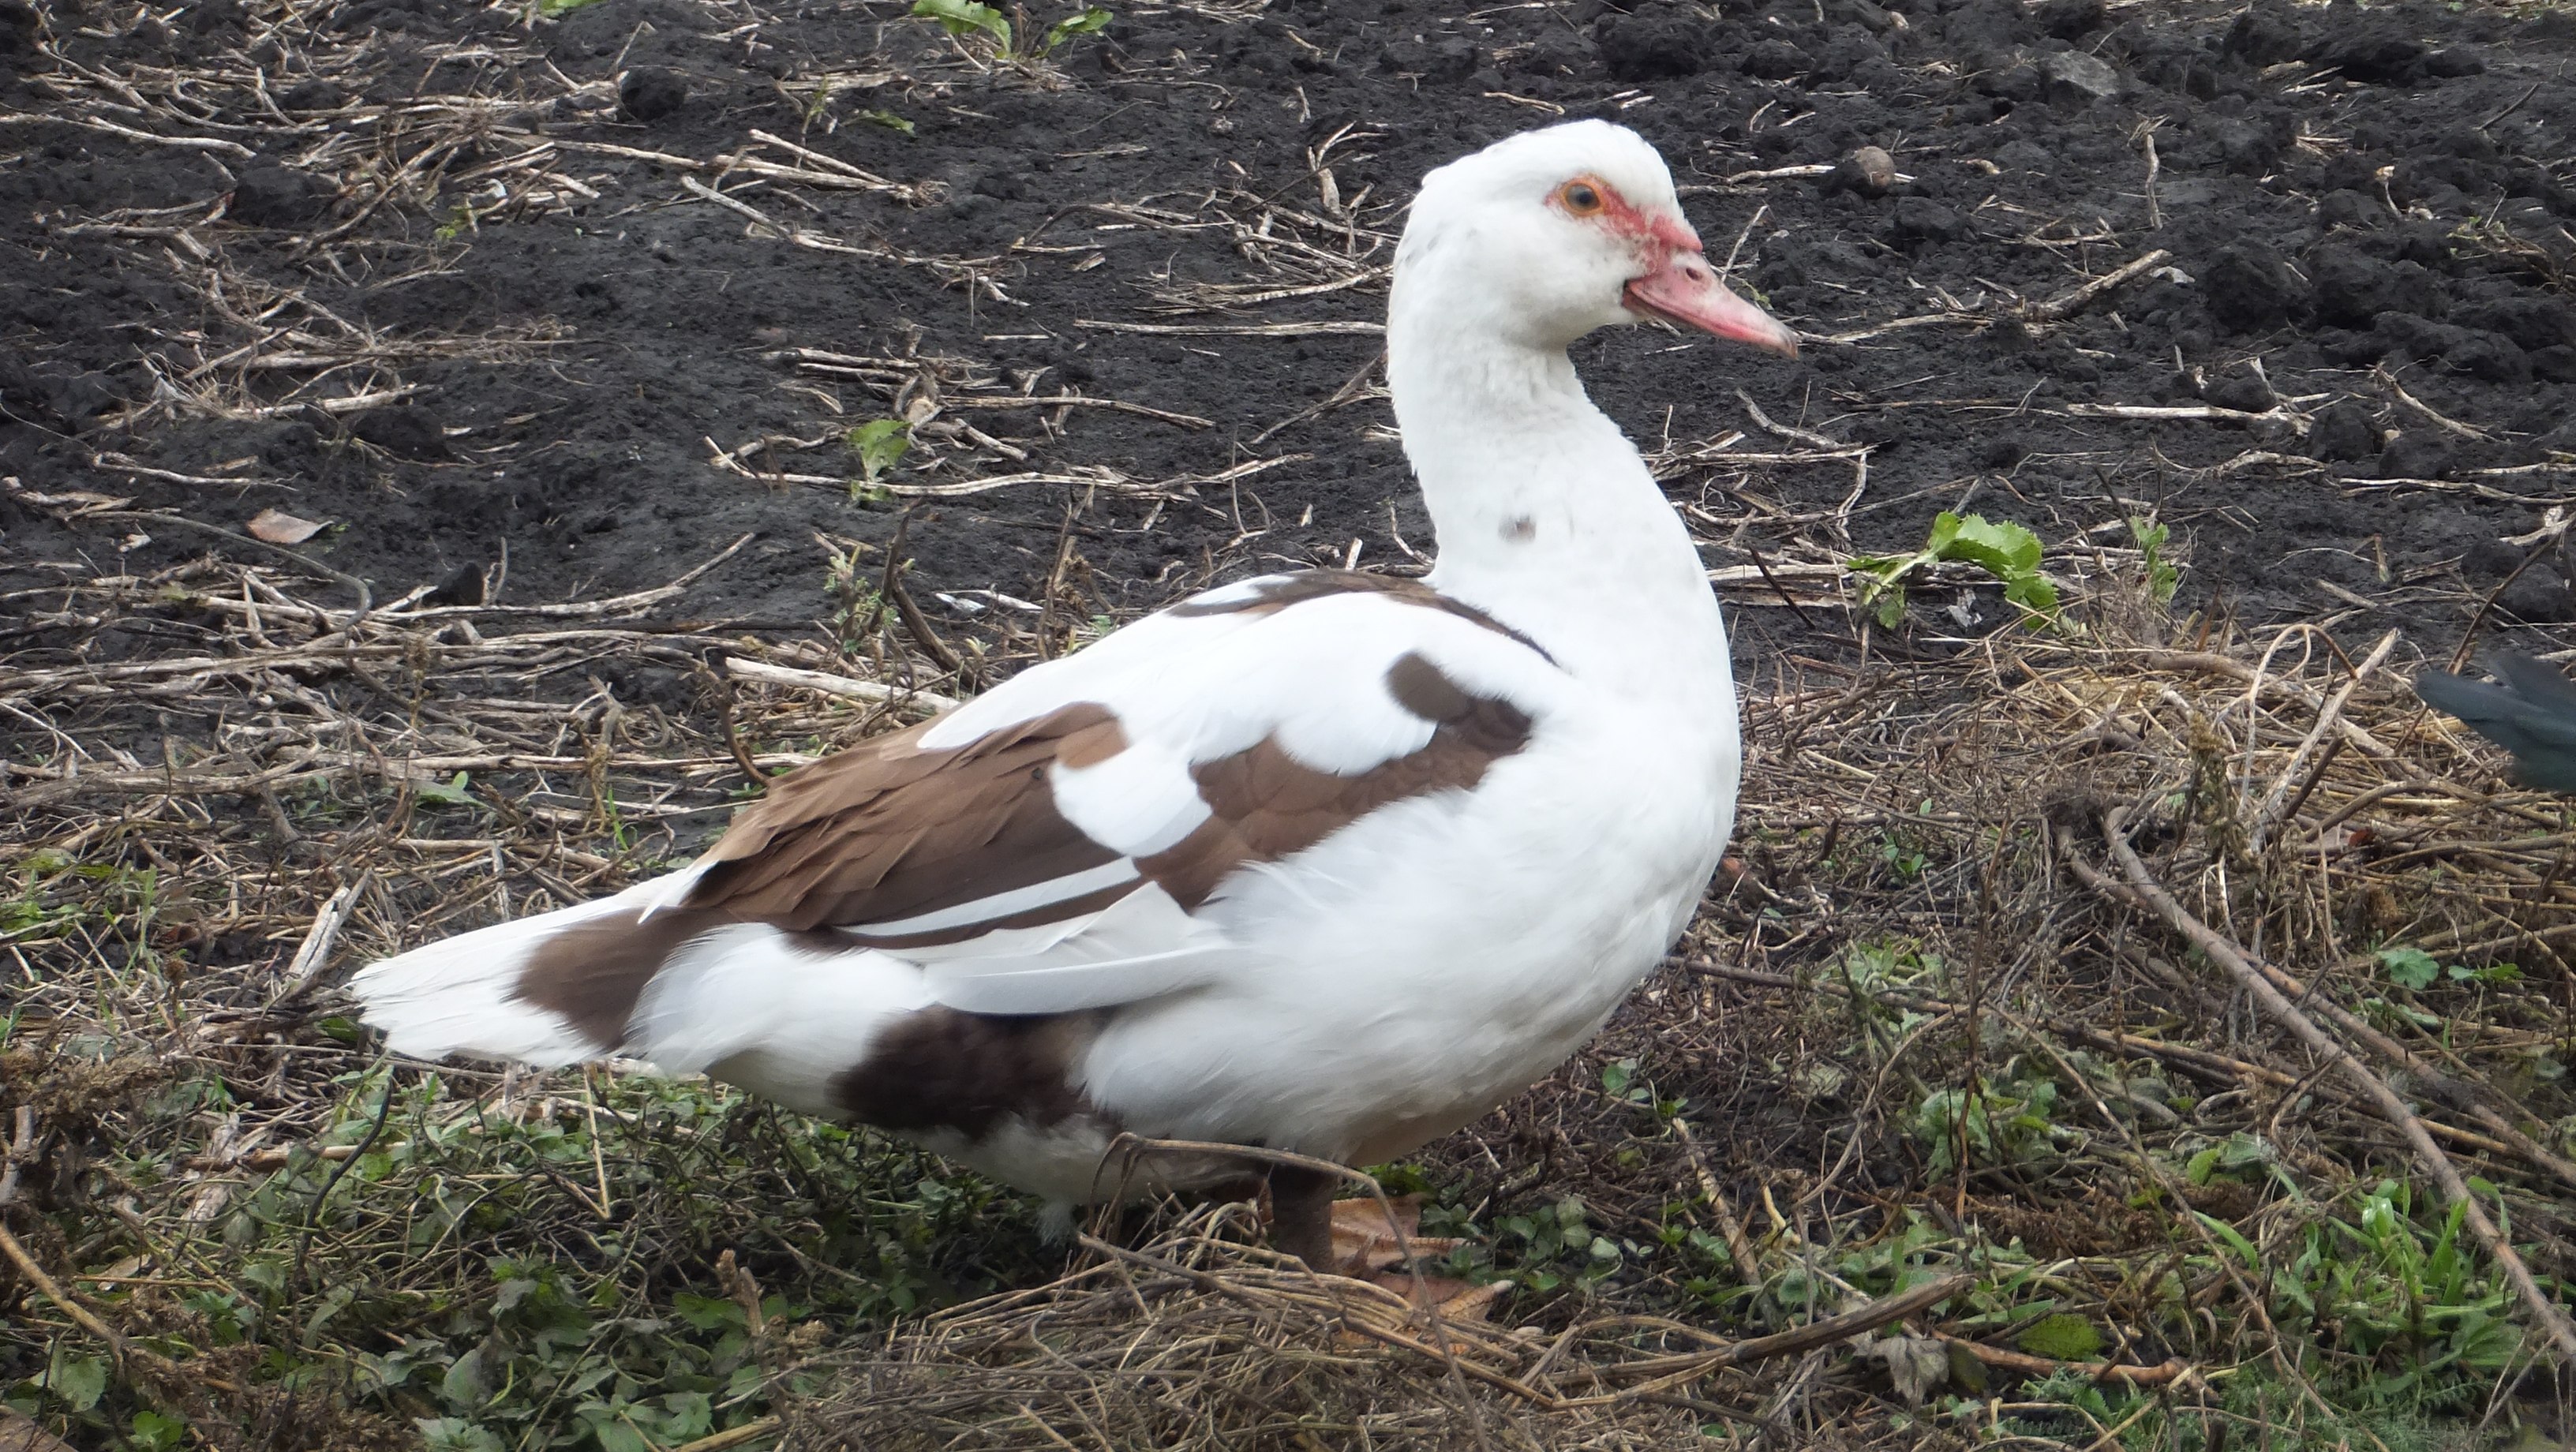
left=0, top=1405, right=81, bottom=1452
left=246, top=508, right=327, bottom=544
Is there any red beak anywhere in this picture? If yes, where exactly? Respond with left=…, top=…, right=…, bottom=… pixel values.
left=1624, top=250, right=1801, bottom=358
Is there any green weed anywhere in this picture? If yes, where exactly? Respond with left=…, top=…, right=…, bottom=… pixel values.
left=909, top=0, right=1113, bottom=62
left=1913, top=1072, right=2069, bottom=1175
left=2265, top=1181, right=2526, bottom=1409
left=845, top=418, right=910, bottom=499
left=1848, top=511, right=2059, bottom=628
left=2130, top=515, right=2181, bottom=604
left=6, top=1059, right=1053, bottom=1449
left=412, top=772, right=479, bottom=809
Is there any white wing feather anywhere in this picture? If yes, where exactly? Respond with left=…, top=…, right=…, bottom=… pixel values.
left=893, top=582, right=1568, bottom=1016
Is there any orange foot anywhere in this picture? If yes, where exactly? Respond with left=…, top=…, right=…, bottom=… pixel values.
left=1325, top=1195, right=1509, bottom=1323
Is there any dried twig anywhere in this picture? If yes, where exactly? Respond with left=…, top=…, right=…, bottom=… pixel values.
left=723, top=657, right=959, bottom=713
left=2025, top=248, right=2173, bottom=323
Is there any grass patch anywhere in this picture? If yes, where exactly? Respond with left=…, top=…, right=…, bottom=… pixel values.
left=6, top=534, right=2574, bottom=1449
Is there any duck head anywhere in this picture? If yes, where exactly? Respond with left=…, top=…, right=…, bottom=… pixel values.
left=1393, top=119, right=1799, bottom=358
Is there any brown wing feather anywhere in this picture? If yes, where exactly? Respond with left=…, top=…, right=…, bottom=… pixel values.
left=1136, top=652, right=1533, bottom=908
left=682, top=703, right=1128, bottom=931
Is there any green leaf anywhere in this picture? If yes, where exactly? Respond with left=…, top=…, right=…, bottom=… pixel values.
left=2014, top=1313, right=2102, bottom=1361
left=911, top=0, right=1012, bottom=47
left=2002, top=571, right=2058, bottom=618
left=2193, top=1211, right=2263, bottom=1271
left=672, top=1292, right=746, bottom=1332
left=46, top=1353, right=107, bottom=1412
left=1934, top=512, right=2042, bottom=578
left=440, top=1345, right=489, bottom=1409
left=847, top=418, right=912, bottom=491
left=858, top=107, right=915, bottom=136
left=2378, top=945, right=2440, bottom=991
left=1844, top=553, right=1920, bottom=627
left=418, top=1420, right=507, bottom=1452
left=1043, top=6, right=1114, bottom=51
left=414, top=771, right=478, bottom=807
left=1601, top=1060, right=1631, bottom=1097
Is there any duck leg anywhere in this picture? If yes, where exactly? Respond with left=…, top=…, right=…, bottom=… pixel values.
left=1267, top=1164, right=1337, bottom=1269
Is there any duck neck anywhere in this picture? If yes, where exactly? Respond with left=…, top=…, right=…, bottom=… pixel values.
left=1389, top=322, right=1728, bottom=702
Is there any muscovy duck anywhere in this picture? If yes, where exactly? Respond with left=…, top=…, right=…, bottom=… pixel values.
left=352, top=120, right=1799, bottom=1263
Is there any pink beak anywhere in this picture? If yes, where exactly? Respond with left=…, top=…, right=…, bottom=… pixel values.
left=1624, top=249, right=1801, bottom=358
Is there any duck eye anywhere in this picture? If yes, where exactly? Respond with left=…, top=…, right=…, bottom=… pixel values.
left=1559, top=181, right=1604, bottom=215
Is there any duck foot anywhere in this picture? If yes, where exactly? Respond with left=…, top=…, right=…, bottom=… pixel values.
left=1323, top=1196, right=1510, bottom=1331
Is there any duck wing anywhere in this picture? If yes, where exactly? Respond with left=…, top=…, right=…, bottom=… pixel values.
left=350, top=571, right=1569, bottom=1082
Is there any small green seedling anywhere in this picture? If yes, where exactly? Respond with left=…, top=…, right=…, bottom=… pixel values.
left=859, top=107, right=917, bottom=136
left=1042, top=6, right=1114, bottom=51
left=912, top=0, right=1013, bottom=49
left=1847, top=511, right=2058, bottom=628
left=2377, top=945, right=2441, bottom=991
left=847, top=418, right=911, bottom=498
left=2379, top=944, right=2521, bottom=990
left=910, top=0, right=1112, bottom=60
left=2130, top=515, right=2179, bottom=604
left=414, top=771, right=479, bottom=808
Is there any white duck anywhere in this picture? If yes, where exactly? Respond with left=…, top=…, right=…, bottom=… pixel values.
left=352, top=120, right=1799, bottom=1264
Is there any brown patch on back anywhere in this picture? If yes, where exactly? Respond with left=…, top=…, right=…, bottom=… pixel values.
left=1055, top=715, right=1128, bottom=768
left=834, top=1007, right=1103, bottom=1138
left=513, top=909, right=719, bottom=1050
left=1169, top=569, right=1554, bottom=663
left=1386, top=651, right=1535, bottom=756
left=1136, top=653, right=1535, bottom=908
left=683, top=703, right=1127, bottom=933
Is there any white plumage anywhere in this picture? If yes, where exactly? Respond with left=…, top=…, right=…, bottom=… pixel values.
left=350, top=120, right=1798, bottom=1258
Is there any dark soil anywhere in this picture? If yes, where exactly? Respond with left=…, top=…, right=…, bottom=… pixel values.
left=6, top=0, right=2576, bottom=663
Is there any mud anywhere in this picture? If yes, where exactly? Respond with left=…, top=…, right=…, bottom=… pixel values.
left=6, top=0, right=2575, bottom=659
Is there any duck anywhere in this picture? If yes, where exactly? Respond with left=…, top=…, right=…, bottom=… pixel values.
left=350, top=119, right=1800, bottom=1266
left=2416, top=653, right=2576, bottom=792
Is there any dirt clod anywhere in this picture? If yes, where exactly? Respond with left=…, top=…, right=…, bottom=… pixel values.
left=618, top=65, right=687, bottom=122
left=228, top=162, right=324, bottom=227
left=2379, top=431, right=2457, bottom=480
left=1596, top=9, right=1709, bottom=81
left=1829, top=144, right=1898, bottom=197
left=347, top=405, right=449, bottom=460
left=2308, top=402, right=2381, bottom=462
left=2203, top=246, right=2305, bottom=331
left=2308, top=245, right=2439, bottom=328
